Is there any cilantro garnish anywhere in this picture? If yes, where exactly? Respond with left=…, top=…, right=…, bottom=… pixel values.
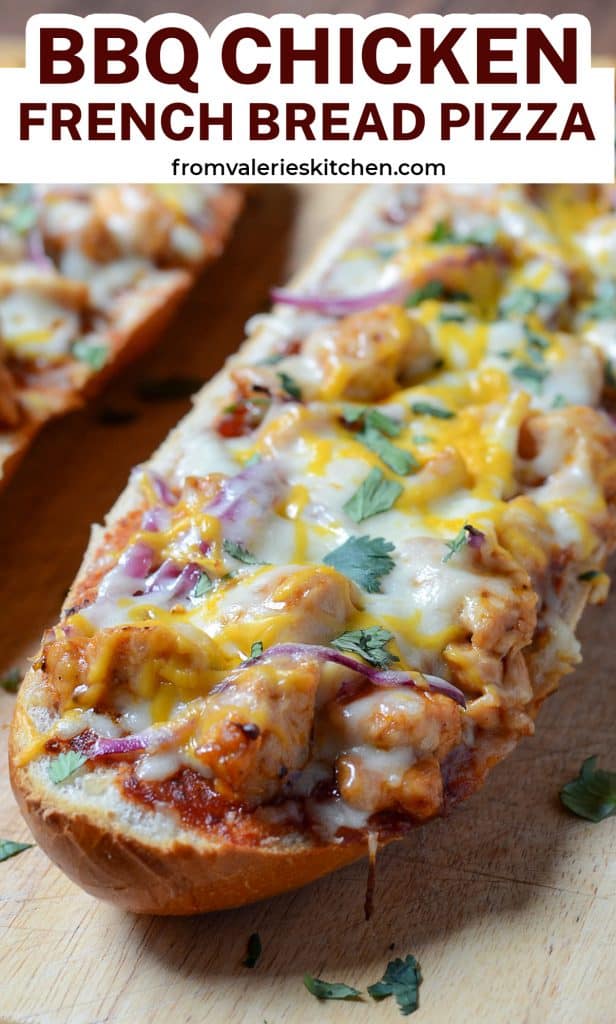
left=332, top=625, right=399, bottom=669
left=439, top=309, right=468, bottom=323
left=499, top=288, right=562, bottom=318
left=303, top=975, right=361, bottom=1002
left=551, top=394, right=567, bottom=409
left=560, top=756, right=616, bottom=822
left=11, top=205, right=38, bottom=234
left=250, top=641, right=264, bottom=658
left=342, top=407, right=416, bottom=475
left=344, top=468, right=402, bottom=524
left=48, top=750, right=87, bottom=784
left=410, top=401, right=455, bottom=420
left=0, top=839, right=33, bottom=863
left=242, top=932, right=262, bottom=968
left=192, top=572, right=213, bottom=598
left=428, top=220, right=454, bottom=244
left=361, top=427, right=418, bottom=476
left=406, top=280, right=471, bottom=307
left=137, top=376, right=205, bottom=401
left=405, top=280, right=445, bottom=307
left=511, top=363, right=548, bottom=391
left=442, top=523, right=482, bottom=563
left=258, top=352, right=286, bottom=366
left=324, top=535, right=396, bottom=593
left=586, top=279, right=616, bottom=321
left=223, top=539, right=262, bottom=564
left=342, top=406, right=401, bottom=437
left=277, top=371, right=302, bottom=401
left=0, top=667, right=22, bottom=693
left=368, top=955, right=422, bottom=1016
left=578, top=570, right=600, bottom=581
left=524, top=326, right=550, bottom=359
left=428, top=219, right=496, bottom=248
left=72, top=339, right=108, bottom=371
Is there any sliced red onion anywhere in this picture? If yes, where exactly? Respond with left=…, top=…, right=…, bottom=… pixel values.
left=270, top=282, right=410, bottom=318
left=26, top=226, right=54, bottom=270
left=141, top=505, right=171, bottom=533
left=149, top=472, right=177, bottom=507
left=97, top=542, right=154, bottom=601
left=143, top=559, right=203, bottom=600
left=244, top=642, right=466, bottom=707
left=87, top=708, right=199, bottom=759
left=207, top=458, right=285, bottom=544
left=423, top=674, right=468, bottom=706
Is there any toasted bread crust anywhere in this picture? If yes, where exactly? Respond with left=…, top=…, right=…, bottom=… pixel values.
left=0, top=187, right=243, bottom=488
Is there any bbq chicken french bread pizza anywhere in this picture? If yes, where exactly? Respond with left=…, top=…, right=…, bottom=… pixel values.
left=0, top=181, right=243, bottom=485
left=10, top=180, right=616, bottom=915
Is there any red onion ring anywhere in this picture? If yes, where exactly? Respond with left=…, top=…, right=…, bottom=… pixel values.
left=270, top=282, right=410, bottom=318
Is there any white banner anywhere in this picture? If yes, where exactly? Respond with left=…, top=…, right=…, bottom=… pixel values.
left=0, top=12, right=613, bottom=183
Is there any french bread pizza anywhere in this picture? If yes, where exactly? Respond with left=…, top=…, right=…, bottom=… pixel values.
left=10, top=181, right=616, bottom=914
left=0, top=181, right=243, bottom=485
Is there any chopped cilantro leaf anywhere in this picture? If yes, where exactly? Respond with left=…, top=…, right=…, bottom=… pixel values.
left=277, top=371, right=302, bottom=401
left=250, top=641, right=264, bottom=658
left=511, top=363, right=548, bottom=391
left=11, top=205, right=38, bottom=234
left=551, top=394, right=568, bottom=409
left=324, top=535, right=396, bottom=593
left=192, top=572, right=213, bottom=598
left=361, top=426, right=418, bottom=476
left=499, top=288, right=562, bottom=318
left=578, top=570, right=600, bottom=581
left=411, top=434, right=433, bottom=445
left=223, top=540, right=262, bottom=565
left=368, top=955, right=422, bottom=1016
left=439, top=309, right=468, bottom=323
left=48, top=750, right=87, bottom=784
left=428, top=220, right=454, bottom=244
left=342, top=406, right=402, bottom=437
left=560, top=756, right=616, bottom=822
left=442, top=523, right=482, bottom=563
left=605, top=360, right=616, bottom=389
left=344, top=469, right=402, bottom=524
left=72, top=339, right=108, bottom=371
left=242, top=932, right=262, bottom=968
left=428, top=220, right=497, bottom=248
left=303, top=975, right=361, bottom=1001
left=586, top=279, right=616, bottom=321
left=258, top=352, right=286, bottom=366
left=1, top=667, right=22, bottom=693
left=332, top=626, right=399, bottom=669
left=410, top=401, right=455, bottom=420
left=405, top=280, right=445, bottom=307
left=0, top=839, right=33, bottom=863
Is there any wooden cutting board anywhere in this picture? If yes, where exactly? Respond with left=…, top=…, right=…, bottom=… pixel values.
left=0, top=169, right=615, bottom=1024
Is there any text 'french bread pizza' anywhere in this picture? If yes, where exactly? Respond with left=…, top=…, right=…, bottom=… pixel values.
left=10, top=181, right=616, bottom=913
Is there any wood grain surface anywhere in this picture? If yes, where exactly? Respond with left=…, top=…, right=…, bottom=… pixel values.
left=1, top=9, right=615, bottom=1021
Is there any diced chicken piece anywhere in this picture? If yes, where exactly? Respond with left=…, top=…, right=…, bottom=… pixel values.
left=212, top=564, right=362, bottom=653
left=193, top=655, right=320, bottom=806
left=322, top=686, right=462, bottom=819
left=44, top=620, right=222, bottom=711
left=83, top=185, right=179, bottom=263
left=300, top=305, right=435, bottom=401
